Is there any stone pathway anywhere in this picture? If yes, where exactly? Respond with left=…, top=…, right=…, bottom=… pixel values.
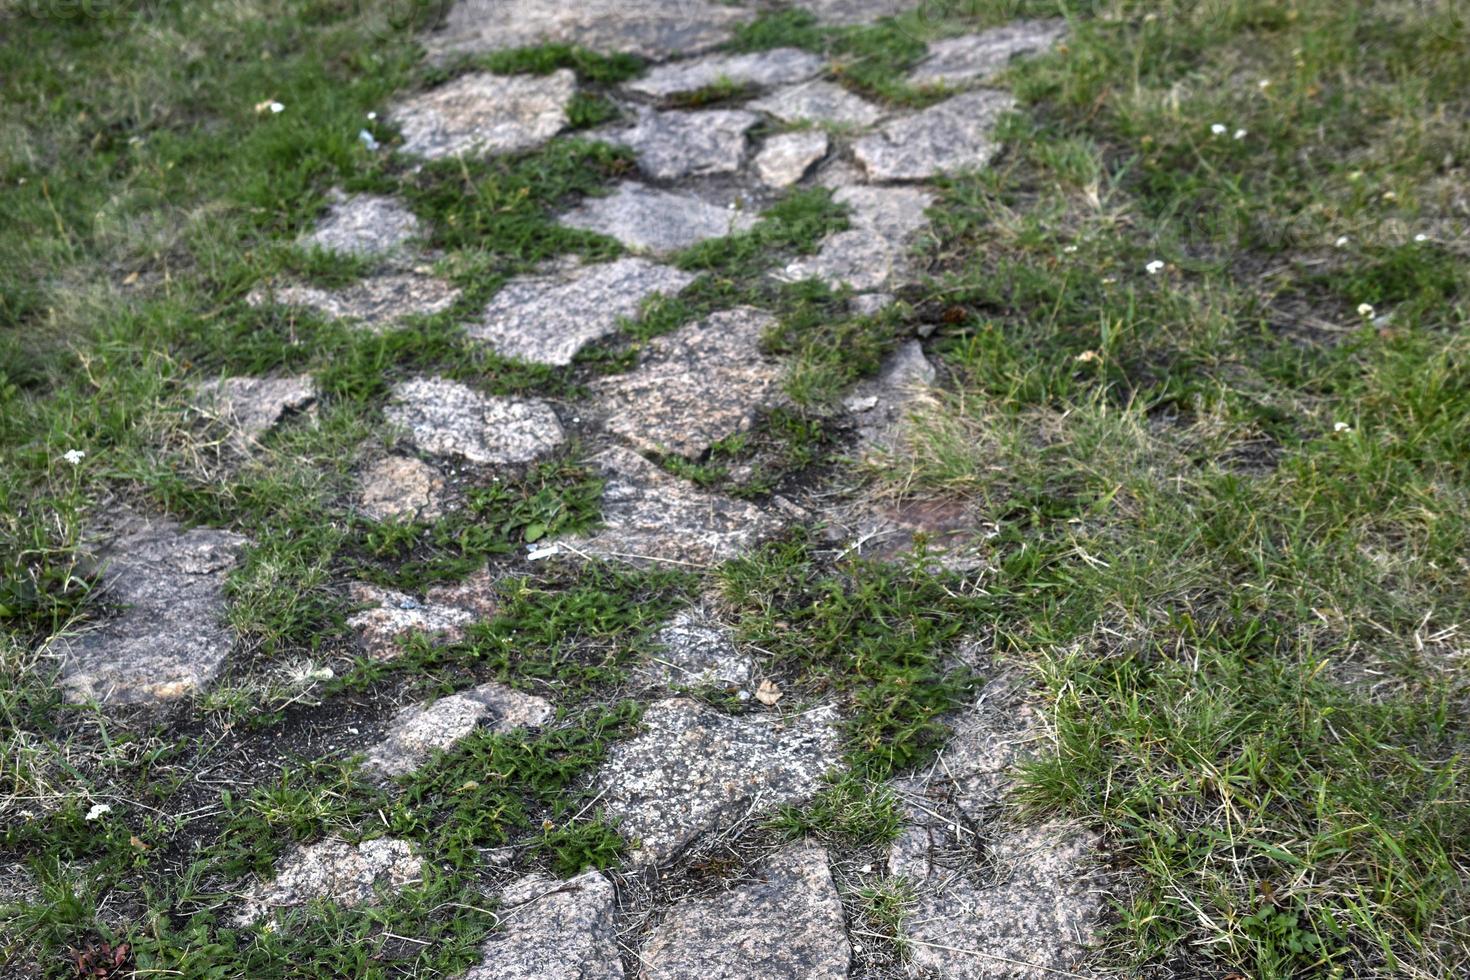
left=50, top=8, right=1098, bottom=978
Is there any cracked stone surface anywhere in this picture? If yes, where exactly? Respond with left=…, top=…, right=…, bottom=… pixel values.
left=750, top=80, right=883, bottom=127
left=595, top=698, right=842, bottom=863
left=235, top=838, right=422, bottom=926
left=626, top=48, right=825, bottom=99
left=611, top=107, right=759, bottom=180
left=347, top=572, right=498, bottom=660
left=248, top=273, right=460, bottom=332
left=427, top=0, right=749, bottom=61
left=592, top=307, right=781, bottom=458
left=854, top=89, right=1017, bottom=180
left=195, top=374, right=317, bottom=450
left=639, top=606, right=754, bottom=691
left=640, top=842, right=851, bottom=979
left=385, top=377, right=564, bottom=464
left=908, top=19, right=1068, bottom=86
left=355, top=455, right=448, bottom=522
left=804, top=0, right=913, bottom=25
left=363, top=681, right=552, bottom=778
left=391, top=70, right=574, bottom=159
left=754, top=130, right=829, bottom=187
left=52, top=522, right=248, bottom=704
left=466, top=870, right=622, bottom=980
left=560, top=182, right=756, bottom=256
left=301, top=192, right=420, bottom=257
left=470, top=258, right=696, bottom=366
left=552, top=448, right=784, bottom=567
left=783, top=185, right=934, bottom=290
left=886, top=691, right=1103, bottom=979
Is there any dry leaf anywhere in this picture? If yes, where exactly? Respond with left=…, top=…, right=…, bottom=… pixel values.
left=128, top=835, right=149, bottom=852
left=755, top=679, right=782, bottom=706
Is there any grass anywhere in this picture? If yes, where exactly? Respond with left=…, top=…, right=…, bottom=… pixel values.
left=2, top=0, right=1467, bottom=977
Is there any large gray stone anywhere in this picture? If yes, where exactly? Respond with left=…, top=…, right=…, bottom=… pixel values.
left=804, top=0, right=912, bottom=25
left=853, top=89, right=1016, bottom=180
left=612, top=108, right=759, bottom=180
left=753, top=130, right=829, bottom=187
left=592, top=307, right=781, bottom=459
left=625, top=48, right=825, bottom=100
left=346, top=572, right=499, bottom=661
left=363, top=681, right=552, bottom=778
left=639, top=842, right=850, bottom=979
left=301, top=192, right=420, bottom=257
left=595, top=698, right=842, bottom=863
left=782, top=185, right=934, bottom=290
left=235, top=838, right=422, bottom=926
left=550, top=448, right=784, bottom=567
left=391, top=70, right=575, bottom=159
left=749, top=80, right=883, bottom=127
left=887, top=691, right=1104, bottom=979
left=471, top=258, right=695, bottom=366
left=908, top=20, right=1068, bottom=87
left=560, top=182, right=756, bottom=256
left=194, top=374, right=317, bottom=451
left=384, top=377, right=564, bottom=465
left=248, top=273, right=460, bottom=332
left=427, top=0, right=750, bottom=61
left=466, top=870, right=623, bottom=980
left=843, top=339, right=935, bottom=452
left=52, top=522, right=248, bottom=704
left=640, top=606, right=754, bottom=691
left=355, top=455, right=448, bottom=523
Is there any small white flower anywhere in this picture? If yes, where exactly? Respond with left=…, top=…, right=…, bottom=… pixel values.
left=366, top=111, right=377, bottom=120
left=1258, top=78, right=1271, bottom=90
left=1357, top=303, right=1375, bottom=317
left=269, top=101, right=285, bottom=114
left=84, top=803, right=112, bottom=821
left=1335, top=236, right=1350, bottom=248
left=1233, top=128, right=1247, bottom=140
left=859, top=864, right=873, bottom=874
left=1211, top=123, right=1227, bottom=136
left=1146, top=259, right=1165, bottom=275
left=62, top=449, right=86, bottom=465
left=1062, top=244, right=1078, bottom=253
left=358, top=129, right=379, bottom=151
left=1414, top=233, right=1428, bottom=242
left=1334, top=422, right=1351, bottom=433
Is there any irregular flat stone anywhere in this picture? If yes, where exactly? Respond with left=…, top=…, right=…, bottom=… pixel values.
left=626, top=48, right=825, bottom=99
left=52, top=522, right=248, bottom=704
left=552, top=448, right=784, bottom=567
left=854, top=89, right=1016, bottom=180
left=560, top=182, right=756, bottom=256
left=248, top=273, right=460, bottom=332
left=384, top=377, right=564, bottom=465
left=355, top=455, right=448, bottom=522
left=887, top=691, right=1103, bottom=979
left=783, top=185, right=934, bottom=290
left=235, top=838, right=422, bottom=925
left=896, top=822, right=1101, bottom=980
left=640, top=843, right=850, bottom=979
left=470, top=257, right=695, bottom=366
left=612, top=108, right=758, bottom=180
left=640, top=606, right=754, bottom=691
left=754, top=130, right=829, bottom=187
left=347, top=572, right=498, bottom=660
left=849, top=291, right=895, bottom=315
left=805, top=0, right=912, bottom=25
left=363, top=681, right=552, bottom=778
left=750, top=80, right=883, bottom=127
left=391, top=70, right=575, bottom=159
left=844, top=339, right=936, bottom=452
left=592, top=307, right=780, bottom=459
left=195, top=374, right=317, bottom=450
left=467, top=870, right=622, bottom=980
left=428, top=0, right=750, bottom=60
left=908, top=19, right=1068, bottom=86
left=301, top=192, right=420, bottom=257
left=595, top=698, right=842, bottom=863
